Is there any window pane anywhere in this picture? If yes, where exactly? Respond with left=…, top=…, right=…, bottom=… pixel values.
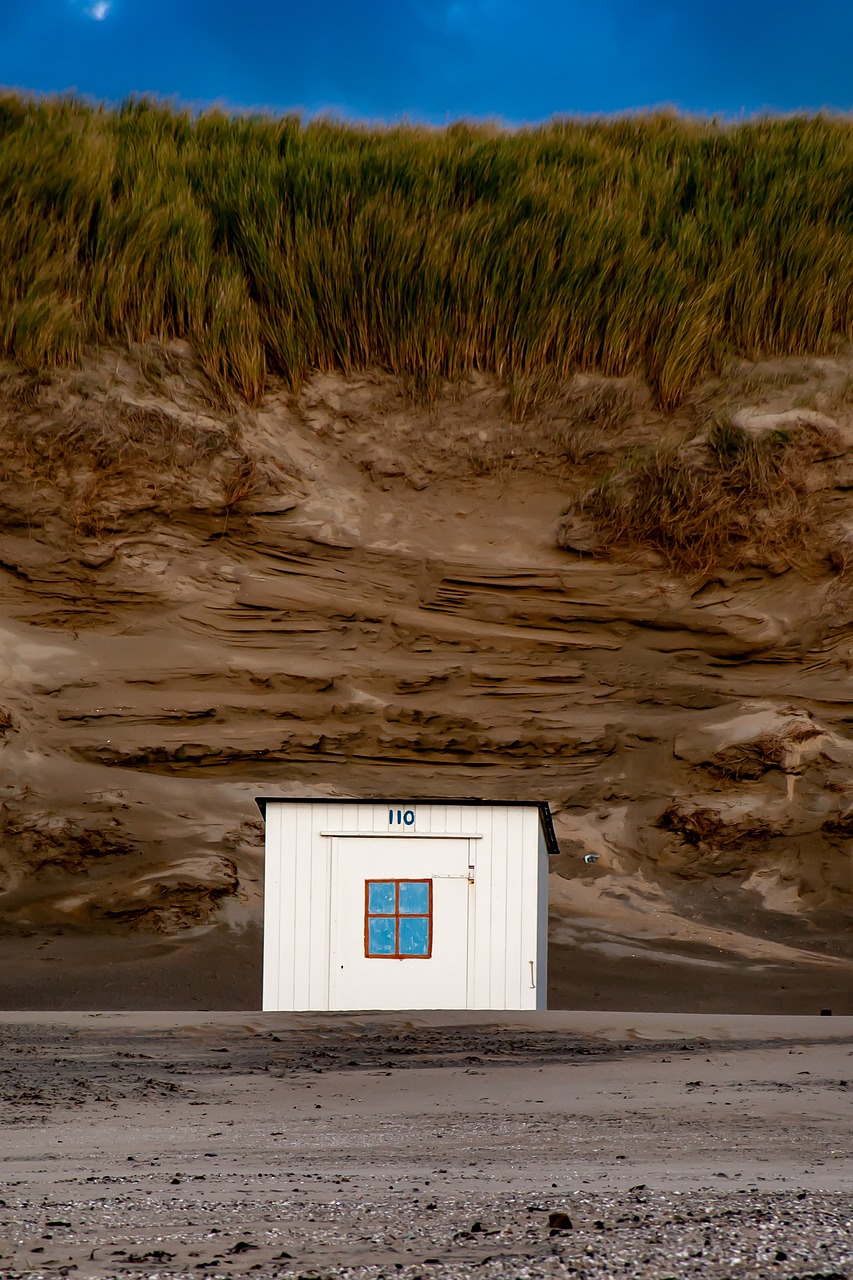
left=398, top=881, right=430, bottom=915
left=367, top=916, right=396, bottom=956
left=367, top=881, right=396, bottom=915
left=399, top=915, right=429, bottom=956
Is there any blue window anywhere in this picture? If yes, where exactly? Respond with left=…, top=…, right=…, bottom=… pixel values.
left=367, top=881, right=396, bottom=915
left=365, top=879, right=432, bottom=958
left=398, top=881, right=430, bottom=915
left=398, top=915, right=430, bottom=956
left=367, top=916, right=396, bottom=955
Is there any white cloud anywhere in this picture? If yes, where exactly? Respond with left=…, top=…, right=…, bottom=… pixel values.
left=86, top=1, right=111, bottom=18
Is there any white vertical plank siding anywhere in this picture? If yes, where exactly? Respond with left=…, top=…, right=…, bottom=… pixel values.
left=261, top=802, right=282, bottom=1010
left=284, top=804, right=300, bottom=1009
left=466, top=828, right=478, bottom=1010
left=289, top=804, right=307, bottom=1008
left=535, top=822, right=549, bottom=1011
left=470, top=803, right=490, bottom=1009
left=517, top=808, right=537, bottom=1008
left=307, top=826, right=330, bottom=1009
left=518, top=806, right=533, bottom=1009
left=490, top=807, right=512, bottom=1008
left=503, top=807, right=524, bottom=1008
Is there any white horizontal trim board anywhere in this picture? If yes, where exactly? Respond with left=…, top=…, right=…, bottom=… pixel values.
left=259, top=798, right=551, bottom=1012
left=319, top=830, right=483, bottom=839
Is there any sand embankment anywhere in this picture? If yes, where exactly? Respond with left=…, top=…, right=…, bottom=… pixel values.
left=0, top=349, right=852, bottom=1010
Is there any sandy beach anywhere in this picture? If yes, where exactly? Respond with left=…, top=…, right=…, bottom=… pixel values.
left=0, top=1012, right=851, bottom=1278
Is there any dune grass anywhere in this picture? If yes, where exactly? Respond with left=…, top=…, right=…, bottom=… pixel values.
left=0, top=96, right=851, bottom=406
left=558, top=418, right=836, bottom=573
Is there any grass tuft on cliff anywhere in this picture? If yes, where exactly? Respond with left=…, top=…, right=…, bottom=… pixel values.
left=558, top=419, right=838, bottom=573
left=0, top=96, right=851, bottom=406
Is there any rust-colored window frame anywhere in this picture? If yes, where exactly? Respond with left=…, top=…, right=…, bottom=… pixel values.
left=364, top=878, right=433, bottom=960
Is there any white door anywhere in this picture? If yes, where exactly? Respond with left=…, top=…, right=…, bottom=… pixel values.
left=329, top=837, right=473, bottom=1010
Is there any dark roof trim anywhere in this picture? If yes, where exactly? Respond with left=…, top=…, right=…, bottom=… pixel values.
left=255, top=796, right=560, bottom=857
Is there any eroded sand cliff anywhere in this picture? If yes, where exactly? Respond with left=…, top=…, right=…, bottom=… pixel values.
left=0, top=347, right=851, bottom=1010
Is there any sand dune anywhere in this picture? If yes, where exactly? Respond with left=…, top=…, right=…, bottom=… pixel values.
left=0, top=350, right=852, bottom=1010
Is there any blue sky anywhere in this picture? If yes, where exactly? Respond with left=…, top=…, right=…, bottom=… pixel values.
left=1, top=0, right=852, bottom=122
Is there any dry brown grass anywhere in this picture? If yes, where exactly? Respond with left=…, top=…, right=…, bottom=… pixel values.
left=708, top=726, right=824, bottom=781
left=7, top=401, right=233, bottom=486
left=0, top=366, right=262, bottom=534
left=814, top=375, right=853, bottom=414
left=1, top=368, right=52, bottom=410
left=462, top=377, right=634, bottom=477
left=732, top=368, right=819, bottom=401
left=219, top=450, right=260, bottom=508
left=558, top=418, right=838, bottom=573
left=509, top=372, right=634, bottom=428
left=464, top=432, right=517, bottom=479
left=657, top=802, right=779, bottom=849
left=823, top=810, right=853, bottom=838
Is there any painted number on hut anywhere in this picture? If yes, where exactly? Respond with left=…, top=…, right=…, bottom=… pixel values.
left=389, top=808, right=416, bottom=827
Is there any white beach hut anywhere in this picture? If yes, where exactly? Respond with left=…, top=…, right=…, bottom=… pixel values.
left=257, top=797, right=558, bottom=1012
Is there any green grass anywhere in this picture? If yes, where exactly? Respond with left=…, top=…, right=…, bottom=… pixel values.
left=0, top=96, right=851, bottom=405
